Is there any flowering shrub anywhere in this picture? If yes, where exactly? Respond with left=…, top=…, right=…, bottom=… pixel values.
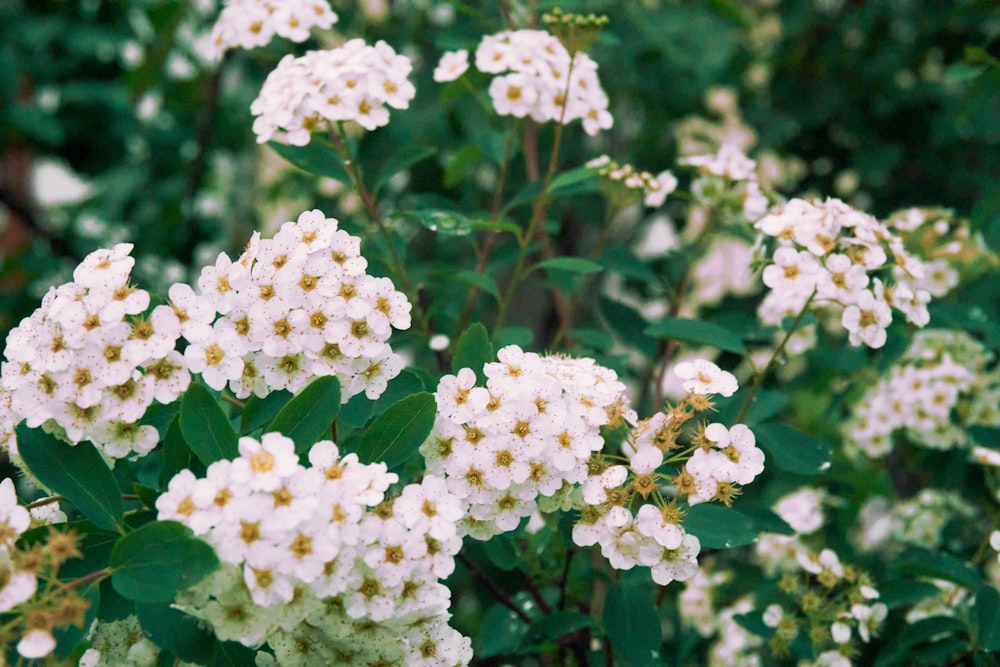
left=1, top=2, right=999, bottom=667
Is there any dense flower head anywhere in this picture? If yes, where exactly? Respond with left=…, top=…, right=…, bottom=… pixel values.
left=208, top=0, right=338, bottom=59
left=1, top=243, right=185, bottom=460
left=185, top=209, right=409, bottom=402
left=471, top=29, right=612, bottom=135
left=161, top=433, right=471, bottom=663
left=421, top=346, right=632, bottom=540
left=844, top=329, right=999, bottom=458
left=754, top=197, right=938, bottom=350
left=251, top=39, right=415, bottom=145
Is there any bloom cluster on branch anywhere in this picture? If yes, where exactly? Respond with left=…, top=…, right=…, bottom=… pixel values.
left=251, top=39, right=415, bottom=144
left=209, top=0, right=338, bottom=59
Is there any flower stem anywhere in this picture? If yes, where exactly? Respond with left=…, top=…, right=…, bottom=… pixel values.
left=734, top=289, right=817, bottom=424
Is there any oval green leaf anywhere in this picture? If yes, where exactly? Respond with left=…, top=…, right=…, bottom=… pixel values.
left=15, top=423, right=124, bottom=533
left=268, top=138, right=349, bottom=182
left=684, top=503, right=757, bottom=549
left=754, top=422, right=832, bottom=475
left=357, top=392, right=437, bottom=470
left=451, top=322, right=494, bottom=385
left=179, top=383, right=238, bottom=466
left=136, top=601, right=217, bottom=664
left=534, top=257, right=604, bottom=275
left=111, top=520, right=219, bottom=603
left=266, top=376, right=341, bottom=456
left=643, top=316, right=747, bottom=355
left=240, top=390, right=292, bottom=435
left=603, top=574, right=662, bottom=664
left=455, top=270, right=500, bottom=299
left=975, top=585, right=1000, bottom=652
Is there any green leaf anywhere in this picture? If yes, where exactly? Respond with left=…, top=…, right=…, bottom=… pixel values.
left=394, top=209, right=473, bottom=236
left=266, top=376, right=341, bottom=456
left=160, top=415, right=190, bottom=491
left=471, top=218, right=522, bottom=235
left=547, top=164, right=601, bottom=197
left=878, top=580, right=943, bottom=610
left=600, top=244, right=663, bottom=285
left=15, top=423, right=124, bottom=533
left=534, top=257, right=604, bottom=275
left=478, top=604, right=529, bottom=658
left=374, top=145, right=436, bottom=194
left=180, top=383, right=238, bottom=466
left=569, top=328, right=614, bottom=351
left=494, top=326, right=534, bottom=348
left=136, top=602, right=216, bottom=664
left=357, top=392, right=437, bottom=470
left=267, top=138, right=350, bottom=182
left=754, top=423, right=832, bottom=476
left=111, top=520, right=218, bottom=603
left=895, top=547, right=982, bottom=590
left=527, top=611, right=591, bottom=645
left=455, top=270, right=500, bottom=299
left=452, top=322, right=494, bottom=385
left=975, top=585, right=1000, bottom=652
left=483, top=534, right=520, bottom=572
left=444, top=143, right=484, bottom=188
left=503, top=180, right=544, bottom=214
left=739, top=506, right=795, bottom=536
left=600, top=298, right=656, bottom=356
left=240, top=390, right=292, bottom=435
left=180, top=384, right=239, bottom=466
left=644, top=317, right=747, bottom=355
left=684, top=503, right=757, bottom=549
left=373, top=369, right=427, bottom=416
left=337, top=391, right=375, bottom=432
left=603, top=573, right=662, bottom=664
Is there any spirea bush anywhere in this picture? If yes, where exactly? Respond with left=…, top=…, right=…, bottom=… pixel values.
left=1, top=2, right=999, bottom=666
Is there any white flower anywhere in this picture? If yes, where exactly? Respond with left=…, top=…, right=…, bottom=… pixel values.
left=209, top=0, right=338, bottom=59
left=841, top=288, right=892, bottom=348
left=672, top=359, right=738, bottom=397
left=17, top=629, right=55, bottom=659
left=433, top=49, right=469, bottom=82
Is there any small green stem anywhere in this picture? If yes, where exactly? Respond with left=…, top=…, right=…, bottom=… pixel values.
left=734, top=289, right=817, bottom=424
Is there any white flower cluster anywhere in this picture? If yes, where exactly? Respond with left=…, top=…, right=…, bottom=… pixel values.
left=209, top=0, right=338, bottom=59
left=585, top=155, right=678, bottom=208
left=186, top=209, right=409, bottom=401
left=573, top=361, right=764, bottom=586
left=468, top=29, right=612, bottom=135
left=756, top=197, right=934, bottom=350
left=845, top=330, right=1000, bottom=457
left=421, top=345, right=632, bottom=540
left=680, top=143, right=769, bottom=222
left=0, top=480, right=35, bottom=620
left=159, top=433, right=472, bottom=665
left=78, top=615, right=159, bottom=667
left=251, top=39, right=416, bottom=145
left=853, top=489, right=974, bottom=554
left=1, top=244, right=188, bottom=460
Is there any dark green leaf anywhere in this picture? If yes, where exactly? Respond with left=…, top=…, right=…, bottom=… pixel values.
left=528, top=611, right=591, bottom=644
left=483, top=534, right=519, bottom=572
left=15, top=423, right=124, bottom=533
left=357, top=392, right=437, bottom=470
left=452, top=322, right=494, bottom=385
left=240, top=390, right=292, bottom=435
left=455, top=269, right=500, bottom=299
left=603, top=573, right=662, bottom=664
left=740, top=506, right=795, bottom=536
left=394, top=209, right=473, bottom=236
left=160, top=415, right=190, bottom=490
left=374, top=369, right=426, bottom=415
left=976, top=585, right=1000, bottom=651
left=600, top=244, right=663, bottom=285
left=444, top=143, right=484, bottom=188
left=215, top=640, right=257, bottom=667
left=534, top=257, right=604, bottom=275
left=478, top=604, right=529, bottom=658
left=684, top=503, right=757, bottom=549
left=179, top=383, right=238, bottom=466
left=267, top=138, right=349, bottom=182
left=547, top=164, right=601, bottom=197
left=137, top=602, right=216, bottom=664
left=266, top=376, right=341, bottom=456
left=374, top=145, right=436, bottom=194
left=111, top=520, right=218, bottom=603
left=471, top=218, right=522, bottom=235
left=895, top=547, right=982, bottom=590
left=754, top=423, right=832, bottom=476
left=494, top=326, right=534, bottom=348
left=644, top=317, right=746, bottom=355
left=503, top=180, right=544, bottom=214
left=569, top=328, right=614, bottom=351
left=138, top=401, right=180, bottom=439
left=878, top=580, right=944, bottom=610
left=600, top=298, right=656, bottom=357
left=337, top=391, right=375, bottom=432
